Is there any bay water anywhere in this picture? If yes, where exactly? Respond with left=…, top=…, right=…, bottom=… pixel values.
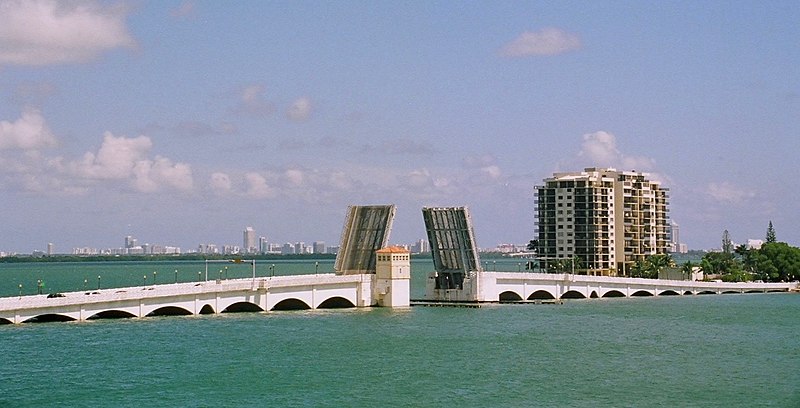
left=1, top=260, right=798, bottom=407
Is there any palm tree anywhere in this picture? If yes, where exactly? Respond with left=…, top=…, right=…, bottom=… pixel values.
left=700, top=258, right=715, bottom=280
left=682, top=261, right=695, bottom=280
left=645, top=254, right=672, bottom=279
left=630, top=259, right=647, bottom=278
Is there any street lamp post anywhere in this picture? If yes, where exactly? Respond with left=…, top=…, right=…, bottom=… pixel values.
left=315, top=261, right=319, bottom=274
left=97, top=275, right=101, bottom=290
left=84, top=279, right=88, bottom=291
left=153, top=271, right=157, bottom=285
left=18, top=284, right=22, bottom=297
left=175, top=269, right=178, bottom=284
left=143, top=275, right=147, bottom=288
left=198, top=271, right=202, bottom=282
left=270, top=264, right=275, bottom=277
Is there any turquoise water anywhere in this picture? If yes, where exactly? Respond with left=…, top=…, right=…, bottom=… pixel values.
left=1, top=261, right=798, bottom=407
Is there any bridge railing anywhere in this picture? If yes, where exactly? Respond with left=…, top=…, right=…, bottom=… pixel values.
left=0, top=273, right=370, bottom=312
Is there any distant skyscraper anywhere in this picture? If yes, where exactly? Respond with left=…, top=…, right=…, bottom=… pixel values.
left=413, top=239, right=429, bottom=253
left=535, top=168, right=669, bottom=276
left=259, top=236, right=268, bottom=254
left=125, top=235, right=137, bottom=249
left=243, top=227, right=256, bottom=254
left=313, top=241, right=326, bottom=254
left=669, top=220, right=680, bottom=252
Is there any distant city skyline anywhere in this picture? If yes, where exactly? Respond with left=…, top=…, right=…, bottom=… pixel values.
left=1, top=2, right=798, bottom=253
left=37, top=227, right=434, bottom=257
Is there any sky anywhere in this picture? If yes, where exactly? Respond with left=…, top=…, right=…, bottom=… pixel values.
left=1, top=0, right=798, bottom=253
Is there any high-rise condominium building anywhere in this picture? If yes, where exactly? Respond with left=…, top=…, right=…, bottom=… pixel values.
left=243, top=227, right=256, bottom=254
left=534, top=168, right=669, bottom=276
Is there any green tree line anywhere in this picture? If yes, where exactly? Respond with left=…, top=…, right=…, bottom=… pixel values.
left=699, top=242, right=800, bottom=282
left=699, top=221, right=799, bottom=282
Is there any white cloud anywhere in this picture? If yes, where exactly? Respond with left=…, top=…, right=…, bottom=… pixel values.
left=0, top=109, right=57, bottom=150
left=66, top=132, right=193, bottom=192
left=70, top=132, right=151, bottom=179
left=577, top=131, right=655, bottom=171
left=287, top=97, right=313, bottom=122
left=708, top=182, right=756, bottom=204
left=327, top=171, right=354, bottom=191
left=500, top=27, right=581, bottom=57
left=407, top=168, right=433, bottom=188
left=0, top=0, right=135, bottom=66
left=236, top=84, right=274, bottom=116
left=245, top=172, right=274, bottom=198
left=402, top=168, right=455, bottom=198
left=481, top=165, right=502, bottom=179
left=132, top=156, right=193, bottom=193
left=463, top=154, right=496, bottom=169
left=210, top=172, right=232, bottom=194
left=285, top=169, right=304, bottom=185
left=462, top=154, right=502, bottom=180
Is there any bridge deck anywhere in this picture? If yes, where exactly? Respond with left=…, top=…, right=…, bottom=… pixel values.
left=425, top=271, right=799, bottom=302
left=0, top=273, right=374, bottom=324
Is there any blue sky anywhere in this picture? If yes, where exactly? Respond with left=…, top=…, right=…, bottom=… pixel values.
left=1, top=0, right=798, bottom=253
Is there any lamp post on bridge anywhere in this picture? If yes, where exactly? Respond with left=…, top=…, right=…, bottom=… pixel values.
left=143, top=275, right=147, bottom=288
left=153, top=271, right=157, bottom=285
left=175, top=269, right=178, bottom=284
left=315, top=261, right=319, bottom=274
left=97, top=275, right=101, bottom=290
left=270, top=264, right=275, bottom=277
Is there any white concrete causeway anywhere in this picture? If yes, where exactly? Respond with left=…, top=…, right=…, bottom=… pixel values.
left=425, top=271, right=799, bottom=302
left=0, top=274, right=382, bottom=324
